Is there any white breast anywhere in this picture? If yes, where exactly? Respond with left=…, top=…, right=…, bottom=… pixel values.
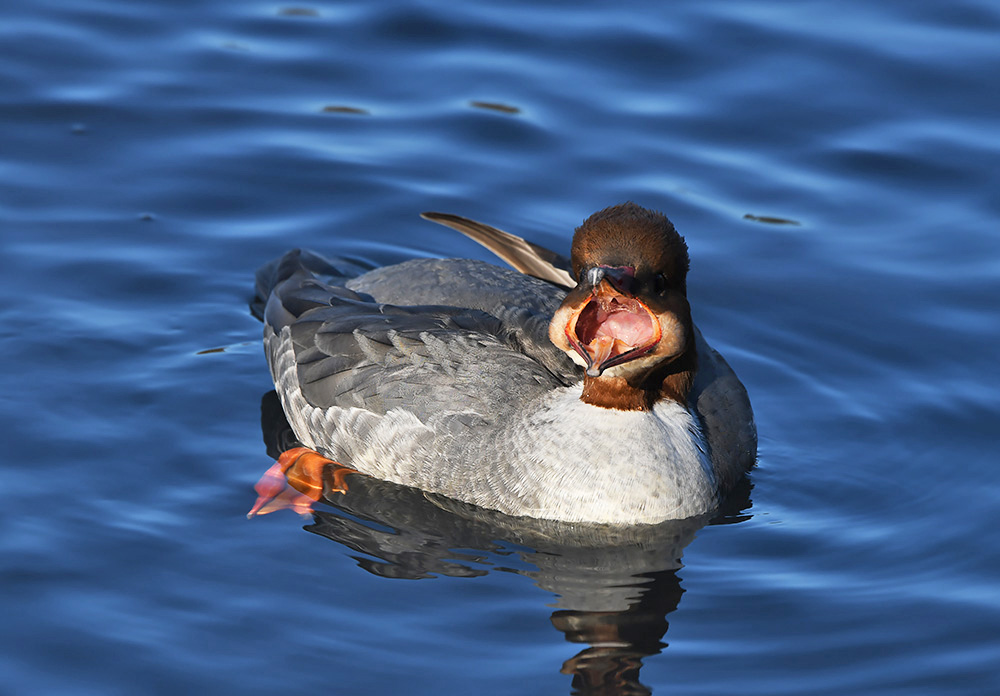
left=501, top=385, right=718, bottom=523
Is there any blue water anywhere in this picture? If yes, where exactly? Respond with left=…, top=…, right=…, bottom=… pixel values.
left=3, top=0, right=999, bottom=693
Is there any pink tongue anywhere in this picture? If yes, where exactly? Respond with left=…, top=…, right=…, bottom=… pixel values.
left=594, top=310, right=650, bottom=346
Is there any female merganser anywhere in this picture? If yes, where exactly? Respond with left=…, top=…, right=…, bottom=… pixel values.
left=249, top=203, right=756, bottom=524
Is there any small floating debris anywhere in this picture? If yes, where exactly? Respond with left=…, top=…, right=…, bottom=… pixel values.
left=196, top=341, right=255, bottom=356
left=321, top=105, right=370, bottom=115
left=137, top=212, right=157, bottom=222
left=469, top=101, right=521, bottom=115
left=278, top=7, right=319, bottom=17
left=743, top=214, right=801, bottom=226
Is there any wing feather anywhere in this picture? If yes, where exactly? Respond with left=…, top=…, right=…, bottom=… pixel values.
left=264, top=255, right=579, bottom=424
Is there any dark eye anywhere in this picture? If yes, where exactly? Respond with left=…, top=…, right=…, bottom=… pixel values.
left=654, top=273, right=668, bottom=293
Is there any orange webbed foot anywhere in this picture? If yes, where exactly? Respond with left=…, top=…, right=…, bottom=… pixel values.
left=247, top=447, right=359, bottom=518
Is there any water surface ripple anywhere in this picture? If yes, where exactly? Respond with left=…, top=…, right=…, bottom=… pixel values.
left=2, top=0, right=998, bottom=694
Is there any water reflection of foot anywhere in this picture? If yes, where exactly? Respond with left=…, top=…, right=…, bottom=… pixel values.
left=254, top=390, right=752, bottom=694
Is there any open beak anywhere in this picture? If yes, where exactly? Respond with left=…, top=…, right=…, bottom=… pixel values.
left=564, top=270, right=662, bottom=377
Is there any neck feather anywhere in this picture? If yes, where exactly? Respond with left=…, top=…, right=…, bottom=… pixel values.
left=580, top=344, right=697, bottom=411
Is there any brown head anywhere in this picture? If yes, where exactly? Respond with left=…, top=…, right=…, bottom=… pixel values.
left=549, top=202, right=697, bottom=410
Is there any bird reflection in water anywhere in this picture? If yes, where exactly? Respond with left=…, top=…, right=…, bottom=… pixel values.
left=254, top=391, right=751, bottom=695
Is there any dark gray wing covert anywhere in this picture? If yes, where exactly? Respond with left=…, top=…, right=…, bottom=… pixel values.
left=262, top=251, right=580, bottom=425
left=690, top=328, right=758, bottom=488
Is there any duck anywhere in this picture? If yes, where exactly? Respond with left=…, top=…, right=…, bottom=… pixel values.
left=248, top=202, right=756, bottom=524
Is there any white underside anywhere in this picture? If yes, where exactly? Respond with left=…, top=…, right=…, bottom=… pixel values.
left=267, top=325, right=718, bottom=524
